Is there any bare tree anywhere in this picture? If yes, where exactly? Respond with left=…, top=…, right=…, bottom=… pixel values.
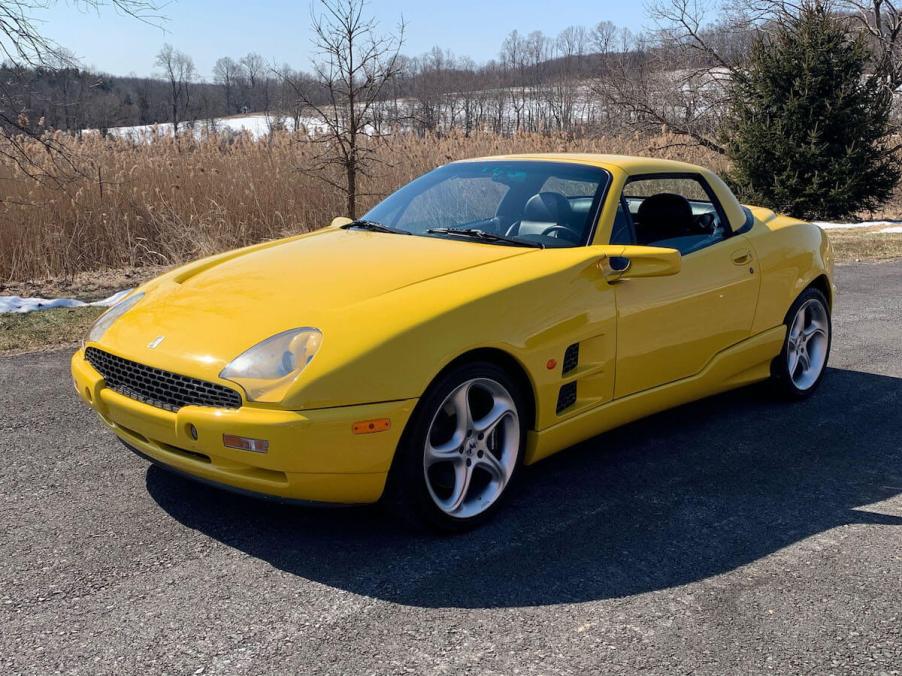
left=633, top=0, right=902, bottom=152
left=274, top=63, right=311, bottom=130
left=0, top=1, right=164, bottom=179
left=501, top=30, right=528, bottom=132
left=0, top=1, right=162, bottom=68
left=407, top=47, right=455, bottom=134
left=631, top=0, right=902, bottom=150
left=240, top=52, right=265, bottom=88
left=213, top=56, right=241, bottom=114
left=283, top=0, right=404, bottom=218
left=155, top=43, right=195, bottom=136
left=592, top=20, right=621, bottom=56
left=593, top=0, right=759, bottom=152
left=239, top=52, right=267, bottom=110
left=770, top=1, right=902, bottom=86
left=707, top=0, right=902, bottom=97
left=547, top=26, right=589, bottom=132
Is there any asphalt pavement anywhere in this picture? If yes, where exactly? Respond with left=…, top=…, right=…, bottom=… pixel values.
left=1, top=261, right=900, bottom=674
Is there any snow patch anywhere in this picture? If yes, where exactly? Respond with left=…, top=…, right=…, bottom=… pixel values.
left=100, top=113, right=335, bottom=141
left=0, top=289, right=132, bottom=314
left=878, top=225, right=902, bottom=233
left=814, top=220, right=902, bottom=230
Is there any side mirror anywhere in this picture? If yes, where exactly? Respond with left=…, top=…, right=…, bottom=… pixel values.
left=598, top=245, right=681, bottom=281
left=330, top=216, right=354, bottom=228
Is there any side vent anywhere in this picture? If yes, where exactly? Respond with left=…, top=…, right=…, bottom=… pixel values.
left=562, top=343, right=579, bottom=375
left=556, top=382, right=577, bottom=414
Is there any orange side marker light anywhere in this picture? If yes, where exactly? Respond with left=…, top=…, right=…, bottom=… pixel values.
left=352, top=418, right=392, bottom=434
left=546, top=358, right=558, bottom=370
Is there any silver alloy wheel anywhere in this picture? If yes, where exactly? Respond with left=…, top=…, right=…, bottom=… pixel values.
left=787, top=298, right=829, bottom=390
left=423, top=377, right=520, bottom=519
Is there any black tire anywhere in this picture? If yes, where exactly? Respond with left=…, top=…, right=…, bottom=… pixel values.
left=384, top=361, right=527, bottom=533
left=771, top=287, right=832, bottom=399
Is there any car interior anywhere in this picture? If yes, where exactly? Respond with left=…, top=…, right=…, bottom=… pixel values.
left=498, top=190, right=728, bottom=254
left=504, top=191, right=597, bottom=244
left=613, top=179, right=730, bottom=254
left=495, top=176, right=729, bottom=254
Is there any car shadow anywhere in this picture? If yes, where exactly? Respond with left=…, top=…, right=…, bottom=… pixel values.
left=145, top=367, right=902, bottom=609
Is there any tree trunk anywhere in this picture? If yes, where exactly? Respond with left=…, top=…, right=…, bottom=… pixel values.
left=346, top=160, right=357, bottom=219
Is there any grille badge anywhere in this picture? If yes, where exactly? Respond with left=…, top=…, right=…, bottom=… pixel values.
left=147, top=336, right=165, bottom=349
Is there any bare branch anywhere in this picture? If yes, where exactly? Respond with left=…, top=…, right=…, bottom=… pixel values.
left=277, top=0, right=404, bottom=218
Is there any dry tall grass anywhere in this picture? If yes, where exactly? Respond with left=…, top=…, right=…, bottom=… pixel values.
left=2, top=128, right=885, bottom=281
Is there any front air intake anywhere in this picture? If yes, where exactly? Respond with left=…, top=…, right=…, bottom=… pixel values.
left=562, top=343, right=579, bottom=375
left=85, top=347, right=243, bottom=412
left=556, top=382, right=577, bottom=414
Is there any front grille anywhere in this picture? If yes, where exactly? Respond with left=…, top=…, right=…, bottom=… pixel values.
left=85, top=347, right=242, bottom=412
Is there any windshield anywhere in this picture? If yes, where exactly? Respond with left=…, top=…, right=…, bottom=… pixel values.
left=361, top=160, right=610, bottom=248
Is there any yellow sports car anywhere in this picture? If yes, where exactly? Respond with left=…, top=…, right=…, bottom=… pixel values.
left=71, top=154, right=834, bottom=530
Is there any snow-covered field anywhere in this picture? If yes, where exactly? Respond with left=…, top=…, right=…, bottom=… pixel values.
left=101, top=92, right=604, bottom=140
left=102, top=113, right=330, bottom=141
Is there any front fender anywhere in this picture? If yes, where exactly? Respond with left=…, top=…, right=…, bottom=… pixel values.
left=282, top=248, right=619, bottom=431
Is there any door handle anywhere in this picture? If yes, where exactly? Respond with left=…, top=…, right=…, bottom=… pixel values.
left=731, top=249, right=752, bottom=265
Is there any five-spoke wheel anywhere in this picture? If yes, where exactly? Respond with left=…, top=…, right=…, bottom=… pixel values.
left=386, top=362, right=525, bottom=531
left=423, top=378, right=519, bottom=519
left=773, top=287, right=831, bottom=398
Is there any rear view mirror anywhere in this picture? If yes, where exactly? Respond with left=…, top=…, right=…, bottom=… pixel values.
left=330, top=216, right=354, bottom=228
left=597, top=245, right=681, bottom=281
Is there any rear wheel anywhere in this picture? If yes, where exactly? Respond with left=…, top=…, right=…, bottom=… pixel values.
left=386, top=362, right=526, bottom=532
left=772, top=287, right=831, bottom=398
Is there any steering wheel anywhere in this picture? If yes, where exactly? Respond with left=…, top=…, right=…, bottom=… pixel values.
left=540, top=224, right=581, bottom=242
left=693, top=212, right=717, bottom=234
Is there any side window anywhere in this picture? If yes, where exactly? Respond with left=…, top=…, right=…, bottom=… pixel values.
left=618, top=175, right=728, bottom=255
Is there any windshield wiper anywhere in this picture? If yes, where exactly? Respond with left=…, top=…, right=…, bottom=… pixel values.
left=343, top=219, right=411, bottom=235
left=427, top=227, right=544, bottom=249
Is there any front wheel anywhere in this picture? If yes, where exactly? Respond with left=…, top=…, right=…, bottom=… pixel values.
left=386, top=362, right=526, bottom=532
left=772, top=287, right=831, bottom=398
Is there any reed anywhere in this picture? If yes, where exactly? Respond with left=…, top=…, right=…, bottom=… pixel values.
left=0, top=128, right=854, bottom=281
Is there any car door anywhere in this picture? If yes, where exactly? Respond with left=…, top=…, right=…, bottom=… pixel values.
left=611, top=174, right=760, bottom=398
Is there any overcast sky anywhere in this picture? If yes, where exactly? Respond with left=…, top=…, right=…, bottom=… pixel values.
left=38, top=0, right=651, bottom=79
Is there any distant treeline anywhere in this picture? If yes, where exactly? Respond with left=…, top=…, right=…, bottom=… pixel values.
left=3, top=8, right=893, bottom=141
left=0, top=21, right=650, bottom=136
left=0, top=62, right=286, bottom=133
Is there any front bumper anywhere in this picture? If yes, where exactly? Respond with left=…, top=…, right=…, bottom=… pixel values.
left=71, top=349, right=416, bottom=504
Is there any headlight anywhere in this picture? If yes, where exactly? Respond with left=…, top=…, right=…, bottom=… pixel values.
left=220, top=327, right=322, bottom=402
left=86, top=292, right=145, bottom=344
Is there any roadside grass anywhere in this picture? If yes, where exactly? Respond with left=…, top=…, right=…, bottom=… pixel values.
left=827, top=231, right=902, bottom=262
left=0, top=265, right=165, bottom=302
left=0, top=306, right=103, bottom=354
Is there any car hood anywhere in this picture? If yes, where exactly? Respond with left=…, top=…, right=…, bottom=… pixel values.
left=94, top=228, right=532, bottom=379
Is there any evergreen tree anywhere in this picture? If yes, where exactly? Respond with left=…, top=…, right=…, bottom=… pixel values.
left=728, top=5, right=900, bottom=220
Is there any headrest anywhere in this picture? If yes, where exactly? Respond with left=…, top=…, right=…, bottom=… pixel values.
left=523, top=192, right=573, bottom=223
left=636, top=193, right=694, bottom=239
